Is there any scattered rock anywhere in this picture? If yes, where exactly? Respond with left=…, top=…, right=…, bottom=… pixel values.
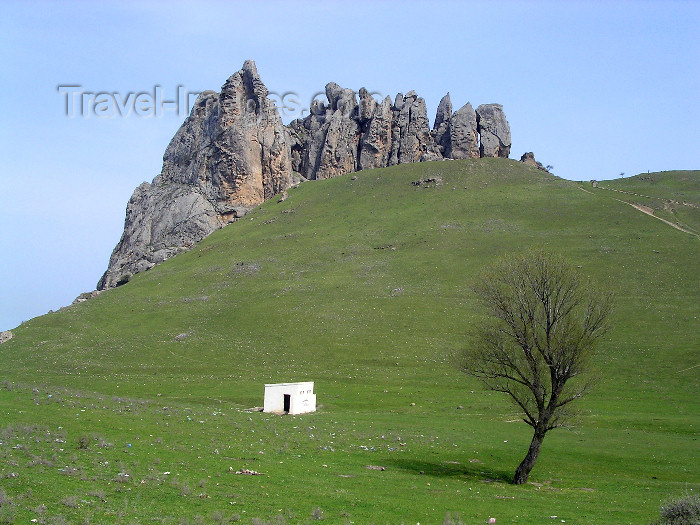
left=72, top=290, right=102, bottom=305
left=366, top=465, right=387, bottom=471
left=0, top=331, right=12, bottom=344
left=519, top=152, right=549, bottom=171
left=233, top=468, right=263, bottom=475
left=411, top=177, right=441, bottom=186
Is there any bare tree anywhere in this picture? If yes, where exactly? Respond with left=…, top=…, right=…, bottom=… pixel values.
left=463, top=250, right=612, bottom=484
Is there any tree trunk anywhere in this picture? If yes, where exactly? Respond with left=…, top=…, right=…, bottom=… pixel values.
left=513, top=430, right=546, bottom=484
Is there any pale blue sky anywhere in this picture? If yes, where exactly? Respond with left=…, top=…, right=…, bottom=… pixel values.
left=1, top=0, right=698, bottom=331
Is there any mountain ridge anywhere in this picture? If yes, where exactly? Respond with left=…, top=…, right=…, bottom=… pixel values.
left=98, top=60, right=512, bottom=289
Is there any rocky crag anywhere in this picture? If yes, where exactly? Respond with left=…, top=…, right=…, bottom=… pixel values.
left=98, top=60, right=511, bottom=289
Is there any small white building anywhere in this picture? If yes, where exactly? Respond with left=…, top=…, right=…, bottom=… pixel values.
left=263, top=382, right=316, bottom=415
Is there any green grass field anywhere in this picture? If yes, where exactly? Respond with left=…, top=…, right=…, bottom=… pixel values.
left=1, top=159, right=698, bottom=524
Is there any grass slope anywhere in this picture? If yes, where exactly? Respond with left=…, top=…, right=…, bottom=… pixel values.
left=1, top=159, right=698, bottom=524
left=594, top=171, right=700, bottom=236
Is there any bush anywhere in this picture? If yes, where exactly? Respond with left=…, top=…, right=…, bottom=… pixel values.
left=652, top=494, right=700, bottom=525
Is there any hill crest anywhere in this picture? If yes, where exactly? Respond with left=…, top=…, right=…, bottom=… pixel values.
left=98, top=60, right=513, bottom=289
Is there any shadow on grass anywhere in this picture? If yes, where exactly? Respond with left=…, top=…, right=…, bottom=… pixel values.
left=386, top=458, right=513, bottom=484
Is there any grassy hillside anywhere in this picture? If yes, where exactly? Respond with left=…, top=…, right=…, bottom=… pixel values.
left=1, top=159, right=698, bottom=524
left=594, top=171, right=700, bottom=236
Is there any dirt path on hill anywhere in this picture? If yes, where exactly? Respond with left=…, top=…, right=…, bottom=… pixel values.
left=578, top=185, right=698, bottom=238
left=597, top=185, right=700, bottom=209
left=615, top=198, right=698, bottom=237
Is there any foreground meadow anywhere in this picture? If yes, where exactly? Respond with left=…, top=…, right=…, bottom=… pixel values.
left=1, top=160, right=697, bottom=523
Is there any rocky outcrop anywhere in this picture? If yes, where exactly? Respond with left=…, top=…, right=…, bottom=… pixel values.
left=520, top=152, right=549, bottom=172
left=73, top=290, right=102, bottom=305
left=98, top=61, right=292, bottom=289
left=289, top=86, right=446, bottom=180
left=390, top=91, right=441, bottom=164
left=0, top=331, right=12, bottom=344
left=359, top=95, right=392, bottom=170
left=433, top=93, right=453, bottom=156
left=476, top=104, right=511, bottom=158
left=432, top=95, right=479, bottom=160
left=97, top=182, right=223, bottom=288
left=99, top=61, right=513, bottom=289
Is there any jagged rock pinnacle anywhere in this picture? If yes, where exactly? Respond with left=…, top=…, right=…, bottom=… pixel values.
left=98, top=61, right=512, bottom=289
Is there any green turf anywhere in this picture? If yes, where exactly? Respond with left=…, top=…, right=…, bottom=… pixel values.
left=1, top=159, right=698, bottom=524
left=593, top=171, right=700, bottom=235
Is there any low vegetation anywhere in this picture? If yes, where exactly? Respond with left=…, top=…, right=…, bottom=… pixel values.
left=0, top=160, right=697, bottom=523
left=651, top=494, right=700, bottom=525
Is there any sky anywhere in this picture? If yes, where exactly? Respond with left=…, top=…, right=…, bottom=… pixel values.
left=0, top=0, right=698, bottom=332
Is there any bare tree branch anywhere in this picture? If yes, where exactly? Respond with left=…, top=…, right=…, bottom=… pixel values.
left=464, top=249, right=612, bottom=484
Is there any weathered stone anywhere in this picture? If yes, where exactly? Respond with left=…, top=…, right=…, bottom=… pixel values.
left=449, top=103, right=479, bottom=159
left=389, top=91, right=439, bottom=165
left=358, top=87, right=377, bottom=123
left=98, top=182, right=223, bottom=289
left=100, top=62, right=516, bottom=289
left=287, top=114, right=327, bottom=180
left=287, top=83, right=362, bottom=180
left=161, top=60, right=292, bottom=208
left=0, top=331, right=12, bottom=344
left=433, top=93, right=452, bottom=155
left=476, top=104, right=511, bottom=158
left=520, top=152, right=548, bottom=171
left=72, top=290, right=101, bottom=305
left=325, top=82, right=344, bottom=111
left=316, top=108, right=360, bottom=179
left=359, top=96, right=392, bottom=170
left=98, top=60, right=293, bottom=290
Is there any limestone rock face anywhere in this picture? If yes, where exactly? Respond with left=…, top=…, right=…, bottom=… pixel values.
left=358, top=87, right=378, bottom=123
left=161, top=60, right=292, bottom=211
left=476, top=104, right=511, bottom=158
left=432, top=96, right=478, bottom=159
left=390, top=91, right=441, bottom=164
left=98, top=60, right=293, bottom=290
left=287, top=83, right=363, bottom=180
left=100, top=61, right=516, bottom=289
left=449, top=103, right=479, bottom=159
left=97, top=182, right=223, bottom=289
left=433, top=93, right=453, bottom=155
left=359, top=95, right=393, bottom=170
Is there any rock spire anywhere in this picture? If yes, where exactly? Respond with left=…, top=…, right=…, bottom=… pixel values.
left=98, top=61, right=512, bottom=289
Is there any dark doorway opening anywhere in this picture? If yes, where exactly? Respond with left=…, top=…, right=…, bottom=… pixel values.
left=283, top=394, right=291, bottom=413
